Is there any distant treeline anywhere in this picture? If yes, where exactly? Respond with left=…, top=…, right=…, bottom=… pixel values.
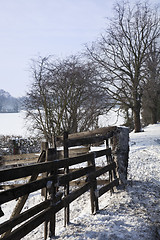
left=0, top=89, right=25, bottom=113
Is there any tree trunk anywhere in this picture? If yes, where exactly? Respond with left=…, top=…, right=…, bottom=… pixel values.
left=133, top=103, right=141, bottom=132
left=151, top=106, right=158, bottom=124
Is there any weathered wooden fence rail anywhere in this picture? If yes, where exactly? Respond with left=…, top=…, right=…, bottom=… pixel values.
left=0, top=147, right=90, bottom=169
left=0, top=126, right=129, bottom=240
left=0, top=149, right=118, bottom=239
left=0, top=153, right=39, bottom=169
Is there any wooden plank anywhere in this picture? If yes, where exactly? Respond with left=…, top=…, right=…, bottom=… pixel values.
left=96, top=162, right=116, bottom=177
left=56, top=152, right=94, bottom=168
left=0, top=178, right=109, bottom=189
left=57, top=153, right=95, bottom=170
left=62, top=182, right=91, bottom=207
left=57, top=146, right=90, bottom=159
left=57, top=166, right=94, bottom=186
left=0, top=161, right=54, bottom=183
left=57, top=167, right=101, bottom=174
left=88, top=162, right=116, bottom=180
left=0, top=152, right=94, bottom=183
left=69, top=179, right=110, bottom=187
left=98, top=178, right=119, bottom=197
left=2, top=153, right=39, bottom=162
left=0, top=175, right=54, bottom=205
left=0, top=200, right=50, bottom=235
left=94, top=148, right=111, bottom=158
left=67, top=132, right=114, bottom=147
left=0, top=176, right=43, bottom=190
left=57, top=126, right=117, bottom=142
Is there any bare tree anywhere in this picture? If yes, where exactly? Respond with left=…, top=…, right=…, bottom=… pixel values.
left=86, top=1, right=160, bottom=132
left=24, top=57, right=54, bottom=142
left=25, top=56, right=107, bottom=143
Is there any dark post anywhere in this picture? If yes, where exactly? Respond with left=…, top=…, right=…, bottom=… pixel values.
left=44, top=146, right=57, bottom=239
left=41, top=141, right=48, bottom=197
left=41, top=141, right=49, bottom=240
left=63, top=131, right=69, bottom=226
left=47, top=148, right=57, bottom=238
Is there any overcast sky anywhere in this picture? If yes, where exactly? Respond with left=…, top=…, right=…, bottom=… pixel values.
left=0, top=0, right=159, bottom=98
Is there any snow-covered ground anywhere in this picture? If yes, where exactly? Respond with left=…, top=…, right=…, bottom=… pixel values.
left=0, top=116, right=160, bottom=239
left=46, top=124, right=159, bottom=240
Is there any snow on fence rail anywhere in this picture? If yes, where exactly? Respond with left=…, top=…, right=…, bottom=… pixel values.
left=0, top=126, right=129, bottom=240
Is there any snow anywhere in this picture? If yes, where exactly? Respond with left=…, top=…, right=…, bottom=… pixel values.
left=98, top=109, right=125, bottom=127
left=0, top=109, right=125, bottom=138
left=0, top=111, right=29, bottom=137
left=0, top=117, right=160, bottom=239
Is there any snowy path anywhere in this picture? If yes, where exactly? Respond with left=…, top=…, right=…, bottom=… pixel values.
left=53, top=124, right=160, bottom=240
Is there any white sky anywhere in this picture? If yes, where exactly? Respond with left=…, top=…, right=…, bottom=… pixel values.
left=0, top=0, right=159, bottom=98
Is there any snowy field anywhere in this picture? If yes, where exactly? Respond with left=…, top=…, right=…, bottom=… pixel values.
left=0, top=113, right=160, bottom=239
left=0, top=111, right=29, bottom=137
left=0, top=109, right=125, bottom=137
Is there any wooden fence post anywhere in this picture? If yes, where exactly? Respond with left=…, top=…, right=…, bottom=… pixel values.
left=44, top=147, right=58, bottom=240
left=63, top=131, right=70, bottom=226
left=41, top=141, right=49, bottom=240
left=88, top=153, right=99, bottom=214
left=41, top=141, right=48, bottom=197
left=47, top=148, right=57, bottom=239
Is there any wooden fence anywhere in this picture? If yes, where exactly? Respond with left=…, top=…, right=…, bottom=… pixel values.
left=0, top=153, right=39, bottom=168
left=0, top=127, right=122, bottom=239
left=0, top=147, right=90, bottom=169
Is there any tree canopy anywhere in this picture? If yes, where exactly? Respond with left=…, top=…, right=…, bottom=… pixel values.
left=86, top=1, right=160, bottom=132
left=25, top=56, right=108, bottom=143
